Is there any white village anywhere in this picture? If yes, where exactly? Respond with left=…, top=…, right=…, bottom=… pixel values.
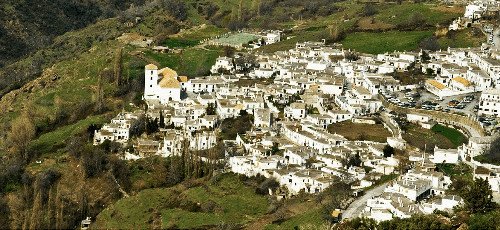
left=91, top=0, right=500, bottom=223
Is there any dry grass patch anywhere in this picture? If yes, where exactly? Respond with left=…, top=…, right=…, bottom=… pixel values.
left=357, top=17, right=395, bottom=31
left=402, top=124, right=457, bottom=152
left=327, top=121, right=392, bottom=143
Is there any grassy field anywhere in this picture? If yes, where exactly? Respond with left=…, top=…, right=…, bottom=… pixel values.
left=374, top=3, right=461, bottom=26
left=29, top=115, right=107, bottom=156
left=264, top=207, right=326, bottom=230
left=431, top=124, right=467, bottom=147
left=327, top=121, right=392, bottom=143
left=342, top=30, right=434, bottom=54
left=176, top=25, right=229, bottom=41
left=162, top=38, right=200, bottom=48
left=402, top=124, right=467, bottom=152
left=144, top=46, right=224, bottom=77
left=94, top=173, right=270, bottom=229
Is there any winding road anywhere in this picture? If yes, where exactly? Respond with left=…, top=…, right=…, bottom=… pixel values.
left=342, top=180, right=392, bottom=220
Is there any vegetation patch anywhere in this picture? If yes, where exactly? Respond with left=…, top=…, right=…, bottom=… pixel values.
left=264, top=207, right=325, bottom=230
left=93, top=173, right=269, bottom=229
left=374, top=3, right=460, bottom=26
left=144, top=47, right=224, bottom=77
left=29, top=115, right=107, bottom=156
left=402, top=124, right=465, bottom=152
left=438, top=28, right=485, bottom=49
left=162, top=38, right=200, bottom=48
left=431, top=124, right=467, bottom=147
left=342, top=30, right=434, bottom=54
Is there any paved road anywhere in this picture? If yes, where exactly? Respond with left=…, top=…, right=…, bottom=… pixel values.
left=380, top=112, right=400, bottom=137
left=494, top=28, right=500, bottom=50
left=342, top=181, right=392, bottom=220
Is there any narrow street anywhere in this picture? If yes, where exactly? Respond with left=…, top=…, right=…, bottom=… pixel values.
left=342, top=180, right=393, bottom=220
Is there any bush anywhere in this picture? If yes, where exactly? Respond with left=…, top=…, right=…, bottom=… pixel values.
left=201, top=200, right=222, bottom=213
left=419, top=36, right=440, bottom=51
left=362, top=4, right=377, bottom=17
left=256, top=178, right=279, bottom=195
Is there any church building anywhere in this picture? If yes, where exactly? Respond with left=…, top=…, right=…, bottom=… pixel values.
left=144, top=64, right=184, bottom=104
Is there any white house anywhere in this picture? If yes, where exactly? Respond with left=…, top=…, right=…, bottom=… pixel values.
left=420, top=195, right=463, bottom=214
left=254, top=108, right=272, bottom=128
left=211, top=57, right=234, bottom=74
left=431, top=147, right=459, bottom=164
left=265, top=31, right=281, bottom=44
left=285, top=102, right=306, bottom=120
left=478, top=88, right=500, bottom=117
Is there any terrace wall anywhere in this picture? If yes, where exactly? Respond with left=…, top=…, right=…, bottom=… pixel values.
left=379, top=96, right=486, bottom=137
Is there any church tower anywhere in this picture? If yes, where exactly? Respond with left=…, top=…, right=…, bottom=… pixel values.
left=144, top=64, right=158, bottom=99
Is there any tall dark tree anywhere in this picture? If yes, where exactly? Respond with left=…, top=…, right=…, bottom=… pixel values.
left=146, top=117, right=159, bottom=135
left=383, top=145, right=395, bottom=158
left=159, top=110, right=165, bottom=128
left=462, top=177, right=496, bottom=213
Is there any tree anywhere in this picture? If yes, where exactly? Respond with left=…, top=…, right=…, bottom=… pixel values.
left=223, top=46, right=235, bottom=57
left=130, top=116, right=146, bottom=137
left=7, top=113, right=36, bottom=162
left=334, top=217, right=377, bottom=230
left=82, top=148, right=108, bottom=178
left=86, top=124, right=102, bottom=140
left=479, top=136, right=500, bottom=164
left=421, top=50, right=431, bottom=63
left=383, top=145, right=395, bottom=158
left=206, top=103, right=216, bottom=115
left=419, top=36, right=440, bottom=51
left=345, top=51, right=360, bottom=62
left=256, top=178, right=279, bottom=195
left=146, top=117, right=159, bottom=135
left=159, top=110, right=165, bottom=129
left=409, top=12, right=426, bottom=27
left=347, top=154, right=362, bottom=168
left=467, top=210, right=500, bottom=230
left=425, top=68, right=434, bottom=76
left=114, top=47, right=122, bottom=87
left=378, top=214, right=452, bottom=230
left=95, top=71, right=105, bottom=113
left=462, top=177, right=496, bottom=213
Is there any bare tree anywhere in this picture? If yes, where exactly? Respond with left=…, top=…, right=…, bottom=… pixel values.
left=7, top=113, right=36, bottom=162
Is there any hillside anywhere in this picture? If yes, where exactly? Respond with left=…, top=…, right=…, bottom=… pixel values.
left=0, top=0, right=483, bottom=229
left=0, top=0, right=146, bottom=67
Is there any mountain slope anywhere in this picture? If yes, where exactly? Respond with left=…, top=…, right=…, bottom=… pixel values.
left=0, top=0, right=146, bottom=67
